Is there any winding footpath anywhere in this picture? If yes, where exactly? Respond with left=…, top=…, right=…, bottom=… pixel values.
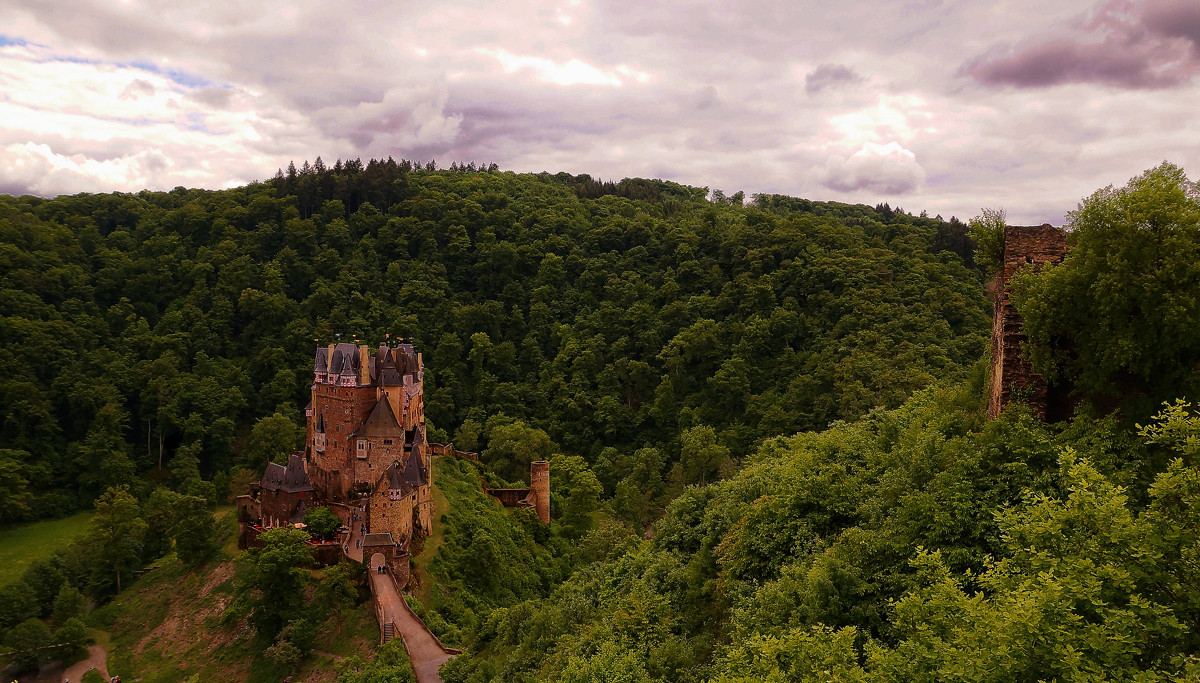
left=367, top=555, right=456, bottom=683
left=340, top=498, right=455, bottom=683
left=343, top=507, right=365, bottom=564
left=61, top=645, right=108, bottom=682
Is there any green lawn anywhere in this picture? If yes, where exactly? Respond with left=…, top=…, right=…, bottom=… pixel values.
left=0, top=511, right=94, bottom=586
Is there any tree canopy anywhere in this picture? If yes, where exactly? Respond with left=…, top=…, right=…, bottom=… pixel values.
left=1011, top=162, right=1200, bottom=412
left=0, top=160, right=989, bottom=520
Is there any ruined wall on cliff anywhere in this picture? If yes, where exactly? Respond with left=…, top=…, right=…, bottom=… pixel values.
left=987, top=224, right=1069, bottom=421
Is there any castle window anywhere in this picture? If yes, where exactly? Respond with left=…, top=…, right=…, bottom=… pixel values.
left=357, top=439, right=368, bottom=459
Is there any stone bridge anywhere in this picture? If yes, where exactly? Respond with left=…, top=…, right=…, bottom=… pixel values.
left=366, top=552, right=459, bottom=683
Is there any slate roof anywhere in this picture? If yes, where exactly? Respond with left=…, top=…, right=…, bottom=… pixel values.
left=327, top=343, right=360, bottom=377
left=376, top=345, right=403, bottom=386
left=261, top=453, right=315, bottom=494
left=289, top=498, right=308, bottom=524
left=397, top=344, right=418, bottom=374
left=316, top=342, right=420, bottom=387
left=314, top=414, right=325, bottom=433
left=403, top=447, right=427, bottom=488
left=384, top=460, right=412, bottom=495
left=358, top=399, right=402, bottom=437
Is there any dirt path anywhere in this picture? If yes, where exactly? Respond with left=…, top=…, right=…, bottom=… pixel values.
left=368, top=557, right=454, bottom=683
left=311, top=648, right=346, bottom=662
left=62, top=645, right=108, bottom=682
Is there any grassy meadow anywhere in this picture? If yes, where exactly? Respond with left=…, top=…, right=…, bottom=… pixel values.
left=0, top=511, right=93, bottom=586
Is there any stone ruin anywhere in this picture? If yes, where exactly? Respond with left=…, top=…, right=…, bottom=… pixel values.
left=986, top=224, right=1074, bottom=421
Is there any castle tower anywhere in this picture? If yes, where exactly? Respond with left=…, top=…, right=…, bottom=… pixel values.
left=530, top=461, right=550, bottom=524
left=987, top=224, right=1070, bottom=421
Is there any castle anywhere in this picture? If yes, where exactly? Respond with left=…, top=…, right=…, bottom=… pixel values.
left=237, top=341, right=432, bottom=573
left=238, top=339, right=550, bottom=579
left=987, top=224, right=1073, bottom=421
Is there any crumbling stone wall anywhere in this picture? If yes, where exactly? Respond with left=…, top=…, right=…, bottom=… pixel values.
left=987, top=224, right=1069, bottom=420
left=236, top=494, right=260, bottom=524
left=487, top=488, right=530, bottom=506
left=485, top=461, right=551, bottom=524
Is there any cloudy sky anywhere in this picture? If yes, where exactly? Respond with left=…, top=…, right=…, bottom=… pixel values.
left=1, top=0, right=1197, bottom=224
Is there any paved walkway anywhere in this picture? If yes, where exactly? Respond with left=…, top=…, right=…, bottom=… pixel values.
left=367, top=555, right=455, bottom=683
left=343, top=507, right=365, bottom=563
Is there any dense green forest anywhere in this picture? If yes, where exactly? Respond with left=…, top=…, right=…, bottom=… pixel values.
left=5, top=158, right=1198, bottom=682
left=0, top=158, right=987, bottom=519
left=427, top=162, right=1200, bottom=682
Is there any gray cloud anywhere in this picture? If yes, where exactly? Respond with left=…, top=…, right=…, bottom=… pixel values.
left=1143, top=0, right=1200, bottom=48
left=187, top=87, right=234, bottom=109
left=806, top=64, right=863, bottom=94
left=964, top=0, right=1200, bottom=89
left=119, top=78, right=155, bottom=99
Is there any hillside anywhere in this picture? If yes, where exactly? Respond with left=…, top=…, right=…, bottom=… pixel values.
left=85, top=512, right=377, bottom=683
left=0, top=161, right=988, bottom=522
left=439, top=373, right=1200, bottom=682
left=7, top=161, right=1195, bottom=682
left=429, top=162, right=1200, bottom=682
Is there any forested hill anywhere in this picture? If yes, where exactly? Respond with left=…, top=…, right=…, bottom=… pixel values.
left=0, top=160, right=989, bottom=519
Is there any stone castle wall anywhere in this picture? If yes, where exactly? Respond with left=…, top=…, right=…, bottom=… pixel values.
left=354, top=434, right=406, bottom=489
left=369, top=481, right=414, bottom=543
left=415, top=484, right=433, bottom=536
left=309, top=383, right=378, bottom=499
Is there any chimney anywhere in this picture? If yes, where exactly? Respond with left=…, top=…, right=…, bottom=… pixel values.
left=358, top=345, right=370, bottom=385
left=326, top=343, right=336, bottom=379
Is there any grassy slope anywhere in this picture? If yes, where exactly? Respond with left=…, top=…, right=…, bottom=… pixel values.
left=0, top=511, right=93, bottom=586
left=91, top=511, right=379, bottom=683
left=80, top=461, right=521, bottom=681
left=411, top=458, right=451, bottom=609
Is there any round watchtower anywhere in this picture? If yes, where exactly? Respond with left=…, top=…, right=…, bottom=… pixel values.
left=530, top=461, right=550, bottom=524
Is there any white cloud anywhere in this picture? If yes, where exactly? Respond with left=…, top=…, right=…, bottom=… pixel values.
left=476, top=48, right=647, bottom=87
left=0, top=142, right=170, bottom=195
left=817, top=141, right=926, bottom=195
left=827, top=94, right=932, bottom=147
